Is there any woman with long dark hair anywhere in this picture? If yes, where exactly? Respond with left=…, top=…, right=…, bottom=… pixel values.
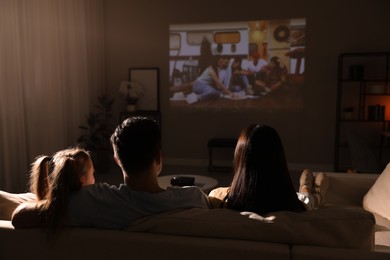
left=209, top=124, right=328, bottom=214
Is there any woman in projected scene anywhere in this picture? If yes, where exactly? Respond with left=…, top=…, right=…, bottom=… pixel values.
left=254, top=56, right=288, bottom=95
left=208, top=124, right=329, bottom=215
left=170, top=38, right=234, bottom=104
left=185, top=55, right=234, bottom=104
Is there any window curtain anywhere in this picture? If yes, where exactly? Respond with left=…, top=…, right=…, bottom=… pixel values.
left=0, top=0, right=105, bottom=192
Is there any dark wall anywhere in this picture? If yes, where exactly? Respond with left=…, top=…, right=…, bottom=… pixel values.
left=103, top=0, right=390, bottom=170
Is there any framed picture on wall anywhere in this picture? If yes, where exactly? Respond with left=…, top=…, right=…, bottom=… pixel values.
left=129, top=67, right=160, bottom=111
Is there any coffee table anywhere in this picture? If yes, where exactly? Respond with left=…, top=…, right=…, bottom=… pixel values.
left=158, top=174, right=218, bottom=193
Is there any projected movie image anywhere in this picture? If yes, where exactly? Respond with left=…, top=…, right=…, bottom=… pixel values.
left=169, top=19, right=305, bottom=111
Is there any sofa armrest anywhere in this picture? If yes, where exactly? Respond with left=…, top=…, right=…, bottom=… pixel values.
left=317, top=173, right=379, bottom=207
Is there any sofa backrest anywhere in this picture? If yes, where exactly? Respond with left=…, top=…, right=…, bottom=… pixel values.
left=127, top=207, right=375, bottom=251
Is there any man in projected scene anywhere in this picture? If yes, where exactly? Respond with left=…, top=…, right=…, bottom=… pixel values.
left=254, top=56, right=287, bottom=95
left=242, top=52, right=268, bottom=87
left=217, top=56, right=231, bottom=87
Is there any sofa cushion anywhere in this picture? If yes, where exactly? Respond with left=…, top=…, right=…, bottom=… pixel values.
left=127, top=207, right=375, bottom=250
left=363, top=163, right=390, bottom=222
left=0, top=191, right=36, bottom=220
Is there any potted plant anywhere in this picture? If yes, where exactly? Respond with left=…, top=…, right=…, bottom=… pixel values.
left=77, top=94, right=116, bottom=173
left=118, top=81, right=144, bottom=111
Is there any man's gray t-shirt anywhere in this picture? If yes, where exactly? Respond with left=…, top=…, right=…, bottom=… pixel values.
left=66, top=183, right=210, bottom=229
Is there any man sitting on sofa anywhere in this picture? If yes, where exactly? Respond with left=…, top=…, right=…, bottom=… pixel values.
left=12, top=117, right=210, bottom=230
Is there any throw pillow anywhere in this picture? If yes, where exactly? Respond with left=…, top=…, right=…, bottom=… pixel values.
left=363, top=162, right=390, bottom=221
left=0, top=191, right=36, bottom=220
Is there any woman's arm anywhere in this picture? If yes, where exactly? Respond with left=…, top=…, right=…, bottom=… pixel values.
left=12, top=202, right=47, bottom=228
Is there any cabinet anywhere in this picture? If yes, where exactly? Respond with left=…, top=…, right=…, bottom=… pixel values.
left=334, top=52, right=390, bottom=172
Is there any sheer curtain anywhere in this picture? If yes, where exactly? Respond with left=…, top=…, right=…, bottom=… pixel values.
left=0, top=0, right=105, bottom=192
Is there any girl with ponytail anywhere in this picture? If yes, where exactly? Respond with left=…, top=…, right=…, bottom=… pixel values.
left=12, top=148, right=95, bottom=232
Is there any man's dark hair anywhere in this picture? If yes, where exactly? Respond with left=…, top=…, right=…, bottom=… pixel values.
left=110, top=117, right=161, bottom=175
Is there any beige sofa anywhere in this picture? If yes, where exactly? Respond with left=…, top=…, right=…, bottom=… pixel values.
left=0, top=172, right=389, bottom=260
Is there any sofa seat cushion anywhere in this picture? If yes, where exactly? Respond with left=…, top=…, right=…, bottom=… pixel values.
left=127, top=207, right=375, bottom=250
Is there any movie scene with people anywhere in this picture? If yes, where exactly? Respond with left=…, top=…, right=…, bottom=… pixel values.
left=169, top=18, right=306, bottom=111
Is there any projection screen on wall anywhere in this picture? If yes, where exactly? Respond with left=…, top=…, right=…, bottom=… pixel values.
left=169, top=18, right=306, bottom=111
